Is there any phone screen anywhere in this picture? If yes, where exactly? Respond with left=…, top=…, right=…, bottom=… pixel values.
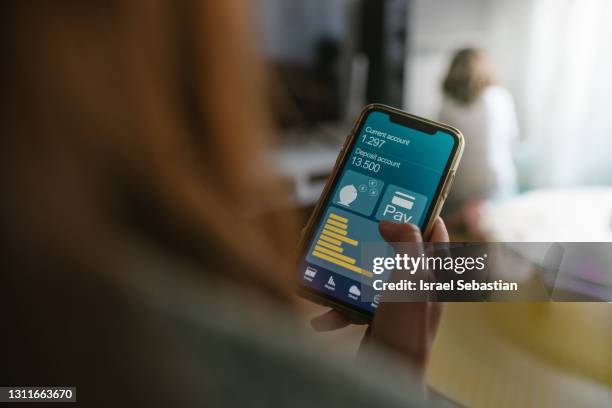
left=300, top=108, right=459, bottom=315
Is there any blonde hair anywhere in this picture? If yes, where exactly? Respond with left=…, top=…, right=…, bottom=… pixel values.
left=442, top=48, right=496, bottom=104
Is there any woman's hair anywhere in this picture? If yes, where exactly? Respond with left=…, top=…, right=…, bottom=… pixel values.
left=1, top=1, right=298, bottom=300
left=442, top=48, right=496, bottom=105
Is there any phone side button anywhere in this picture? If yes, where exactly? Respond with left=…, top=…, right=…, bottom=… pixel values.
left=334, top=138, right=350, bottom=167
left=334, top=147, right=344, bottom=168
left=343, top=134, right=351, bottom=149
left=443, top=172, right=455, bottom=199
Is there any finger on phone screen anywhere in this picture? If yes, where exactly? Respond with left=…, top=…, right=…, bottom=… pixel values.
left=379, top=220, right=422, bottom=252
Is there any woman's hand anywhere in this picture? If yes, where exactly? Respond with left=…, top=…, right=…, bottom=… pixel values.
left=311, top=217, right=449, bottom=379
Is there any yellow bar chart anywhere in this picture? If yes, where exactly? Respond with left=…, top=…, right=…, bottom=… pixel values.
left=311, top=212, right=373, bottom=277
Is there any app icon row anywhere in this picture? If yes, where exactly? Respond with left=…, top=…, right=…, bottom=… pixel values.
left=303, top=266, right=380, bottom=308
left=332, top=169, right=428, bottom=226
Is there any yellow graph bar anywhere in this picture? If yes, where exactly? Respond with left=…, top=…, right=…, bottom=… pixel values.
left=319, top=234, right=342, bottom=246
left=326, top=219, right=347, bottom=229
left=322, top=229, right=358, bottom=246
left=329, top=213, right=348, bottom=223
left=312, top=251, right=373, bottom=278
left=314, top=245, right=356, bottom=264
left=323, top=224, right=347, bottom=236
left=316, top=239, right=343, bottom=253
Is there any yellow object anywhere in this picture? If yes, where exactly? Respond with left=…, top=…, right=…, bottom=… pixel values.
left=324, top=225, right=348, bottom=236
left=319, top=235, right=342, bottom=246
left=329, top=213, right=349, bottom=223
left=310, top=212, right=372, bottom=277
left=428, top=303, right=612, bottom=407
left=316, top=240, right=344, bottom=253
left=314, top=245, right=356, bottom=265
left=321, top=229, right=359, bottom=246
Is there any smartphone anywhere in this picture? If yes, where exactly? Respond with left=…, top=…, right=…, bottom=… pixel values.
left=297, top=104, right=464, bottom=321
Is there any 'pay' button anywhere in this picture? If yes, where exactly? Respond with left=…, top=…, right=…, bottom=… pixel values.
left=375, top=185, right=428, bottom=227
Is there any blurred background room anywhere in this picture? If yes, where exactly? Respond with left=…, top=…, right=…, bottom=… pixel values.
left=257, top=1, right=612, bottom=406
left=260, top=0, right=612, bottom=241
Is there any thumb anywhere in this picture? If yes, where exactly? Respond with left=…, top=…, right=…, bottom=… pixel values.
left=378, top=221, right=422, bottom=250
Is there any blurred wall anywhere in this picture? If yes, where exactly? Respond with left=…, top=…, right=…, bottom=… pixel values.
left=404, top=0, right=612, bottom=188
left=403, top=0, right=532, bottom=124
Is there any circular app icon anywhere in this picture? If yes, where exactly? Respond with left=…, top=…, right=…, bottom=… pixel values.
left=338, top=184, right=358, bottom=206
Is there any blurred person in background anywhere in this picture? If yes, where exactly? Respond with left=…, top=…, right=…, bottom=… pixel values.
left=439, top=48, right=519, bottom=237
left=3, top=1, right=448, bottom=406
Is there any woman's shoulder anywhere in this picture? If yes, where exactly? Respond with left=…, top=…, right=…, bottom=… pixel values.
left=162, top=286, right=426, bottom=407
left=8, top=246, right=427, bottom=407
left=93, top=244, right=429, bottom=407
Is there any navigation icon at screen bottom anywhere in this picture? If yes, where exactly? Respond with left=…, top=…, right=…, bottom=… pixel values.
left=303, top=266, right=317, bottom=282
left=324, top=275, right=336, bottom=291
left=348, top=285, right=361, bottom=300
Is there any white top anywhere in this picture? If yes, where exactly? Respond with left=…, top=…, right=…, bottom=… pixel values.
left=439, top=85, right=519, bottom=210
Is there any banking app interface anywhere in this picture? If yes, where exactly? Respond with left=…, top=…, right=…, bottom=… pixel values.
left=301, top=111, right=456, bottom=313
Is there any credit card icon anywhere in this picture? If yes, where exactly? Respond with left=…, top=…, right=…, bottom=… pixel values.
left=390, top=191, right=415, bottom=210
left=375, top=185, right=427, bottom=226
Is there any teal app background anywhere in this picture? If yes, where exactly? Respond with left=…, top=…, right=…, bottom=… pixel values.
left=375, top=185, right=428, bottom=226
left=332, top=169, right=384, bottom=216
left=311, top=108, right=455, bottom=266
left=327, top=110, right=455, bottom=229
left=342, top=110, right=456, bottom=218
left=302, top=109, right=456, bottom=312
